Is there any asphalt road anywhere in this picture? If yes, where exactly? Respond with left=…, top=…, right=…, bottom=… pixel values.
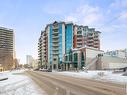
left=25, top=71, right=126, bottom=95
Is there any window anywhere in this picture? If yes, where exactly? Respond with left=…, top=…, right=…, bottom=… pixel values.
left=53, top=58, right=56, bottom=61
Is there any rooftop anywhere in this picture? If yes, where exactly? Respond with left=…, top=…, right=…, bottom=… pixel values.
left=0, top=27, right=13, bottom=32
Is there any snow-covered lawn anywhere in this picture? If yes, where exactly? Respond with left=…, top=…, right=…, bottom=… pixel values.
left=0, top=70, right=47, bottom=95
left=58, top=70, right=127, bottom=84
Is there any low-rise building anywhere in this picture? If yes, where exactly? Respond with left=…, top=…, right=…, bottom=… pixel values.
left=101, top=49, right=127, bottom=70
left=105, top=49, right=127, bottom=58
left=64, top=47, right=104, bottom=70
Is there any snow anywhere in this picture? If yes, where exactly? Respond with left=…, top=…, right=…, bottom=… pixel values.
left=58, top=70, right=127, bottom=84
left=0, top=70, right=47, bottom=95
left=0, top=73, right=8, bottom=81
left=1, top=70, right=126, bottom=95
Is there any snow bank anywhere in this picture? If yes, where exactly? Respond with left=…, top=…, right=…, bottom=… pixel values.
left=0, top=70, right=47, bottom=95
left=0, top=73, right=8, bottom=81
left=58, top=71, right=127, bottom=84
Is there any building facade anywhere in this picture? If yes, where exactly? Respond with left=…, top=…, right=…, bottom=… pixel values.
left=38, top=21, right=101, bottom=70
left=0, top=27, right=14, bottom=71
left=73, top=25, right=100, bottom=49
left=64, top=47, right=104, bottom=70
left=38, top=31, right=47, bottom=68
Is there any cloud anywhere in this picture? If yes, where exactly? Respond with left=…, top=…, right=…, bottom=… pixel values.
left=65, top=4, right=104, bottom=26
left=100, top=24, right=127, bottom=33
left=65, top=16, right=77, bottom=23
left=109, top=0, right=127, bottom=24
left=119, top=12, right=127, bottom=20
left=110, top=0, right=127, bottom=8
left=65, top=3, right=127, bottom=35
left=64, top=1, right=127, bottom=50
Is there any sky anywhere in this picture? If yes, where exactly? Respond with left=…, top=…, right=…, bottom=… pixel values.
left=0, top=0, right=127, bottom=64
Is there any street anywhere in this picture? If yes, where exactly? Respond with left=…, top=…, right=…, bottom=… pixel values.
left=25, top=71, right=126, bottom=95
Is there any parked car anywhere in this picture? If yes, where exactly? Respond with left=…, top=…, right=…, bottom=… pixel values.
left=39, top=68, right=52, bottom=72
left=33, top=68, right=39, bottom=71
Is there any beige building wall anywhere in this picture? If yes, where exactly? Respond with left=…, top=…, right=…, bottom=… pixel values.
left=117, top=51, right=126, bottom=58
left=101, top=55, right=127, bottom=69
left=85, top=47, right=104, bottom=64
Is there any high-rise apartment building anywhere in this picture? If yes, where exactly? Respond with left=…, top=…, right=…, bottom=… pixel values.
left=38, top=31, right=47, bottom=68
left=38, top=21, right=101, bottom=70
left=0, top=27, right=14, bottom=71
left=38, top=21, right=71, bottom=69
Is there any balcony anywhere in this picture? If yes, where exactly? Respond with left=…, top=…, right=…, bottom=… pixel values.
left=77, top=46, right=82, bottom=48
left=94, top=41, right=99, bottom=44
left=88, top=45, right=94, bottom=48
left=77, top=33, right=82, bottom=36
left=77, top=35, right=82, bottom=38
left=52, top=52, right=59, bottom=55
left=77, top=41, right=82, bottom=44
left=52, top=48, right=59, bottom=51
left=42, top=46, right=45, bottom=49
left=42, top=39, right=46, bottom=43
left=87, top=39, right=94, bottom=42
left=94, top=46, right=99, bottom=49
left=52, top=44, right=59, bottom=47
left=94, top=33, right=99, bottom=36
left=94, top=44, right=99, bottom=47
left=88, top=36, right=93, bottom=39
left=87, top=43, right=93, bottom=46
left=43, top=35, right=46, bottom=38
left=88, top=33, right=93, bottom=37
left=43, top=44, right=46, bottom=47
left=77, top=44, right=82, bottom=48
left=52, top=31, right=59, bottom=35
left=52, top=40, right=59, bottom=43
left=52, top=26, right=59, bottom=30
left=94, top=35, right=98, bottom=38
left=94, top=37, right=99, bottom=40
left=52, top=36, right=59, bottom=39
left=77, top=40, right=82, bottom=43
left=77, top=37, right=82, bottom=40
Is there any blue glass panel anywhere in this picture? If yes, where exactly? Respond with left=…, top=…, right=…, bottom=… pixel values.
left=65, top=24, right=73, bottom=53
left=50, top=24, right=52, bottom=64
left=59, top=23, right=63, bottom=63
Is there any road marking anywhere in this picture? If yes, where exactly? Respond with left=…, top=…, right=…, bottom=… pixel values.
left=54, top=87, right=59, bottom=95
left=125, top=83, right=127, bottom=95
left=66, top=90, right=70, bottom=95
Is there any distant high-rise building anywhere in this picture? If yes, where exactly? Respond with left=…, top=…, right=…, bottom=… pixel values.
left=38, top=21, right=101, bottom=70
left=26, top=55, right=34, bottom=67
left=26, top=55, right=38, bottom=69
left=0, top=27, right=14, bottom=71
